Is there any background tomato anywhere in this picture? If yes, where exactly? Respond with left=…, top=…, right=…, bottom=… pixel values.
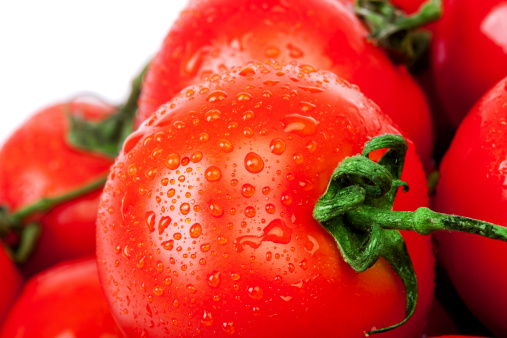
left=0, top=257, right=122, bottom=338
left=137, top=0, right=434, bottom=168
left=0, top=246, right=22, bottom=327
left=98, top=61, right=434, bottom=337
left=0, top=99, right=114, bottom=276
left=431, top=0, right=507, bottom=127
left=434, top=76, right=507, bottom=337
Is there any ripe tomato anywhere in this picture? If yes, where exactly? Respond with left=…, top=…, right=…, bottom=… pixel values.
left=434, top=76, right=507, bottom=336
left=0, top=257, right=123, bottom=337
left=0, top=99, right=114, bottom=276
left=0, top=245, right=22, bottom=326
left=431, top=0, right=507, bottom=126
left=137, top=0, right=434, bottom=168
left=98, top=61, right=434, bottom=337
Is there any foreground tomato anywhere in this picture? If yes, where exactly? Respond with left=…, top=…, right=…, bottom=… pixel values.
left=434, top=76, right=507, bottom=336
left=98, top=61, right=434, bottom=337
left=137, top=0, right=434, bottom=167
left=0, top=246, right=22, bottom=327
left=0, top=257, right=122, bottom=337
left=431, top=0, right=507, bottom=126
left=0, top=99, right=114, bottom=276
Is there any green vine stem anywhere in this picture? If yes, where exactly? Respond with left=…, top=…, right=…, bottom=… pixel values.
left=355, top=0, right=442, bottom=67
left=313, top=134, right=507, bottom=335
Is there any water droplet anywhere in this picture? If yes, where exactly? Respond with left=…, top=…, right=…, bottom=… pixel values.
left=153, top=286, right=164, bottom=296
left=145, top=167, right=157, bottom=180
left=230, top=179, right=239, bottom=186
left=205, top=109, right=222, bottom=122
left=239, top=66, right=256, bottom=76
left=208, top=201, right=224, bottom=217
left=145, top=212, right=156, bottom=233
left=137, top=256, right=146, bottom=269
left=200, top=243, right=211, bottom=252
left=241, top=184, right=255, bottom=198
left=247, top=286, right=264, bottom=300
left=207, top=271, right=221, bottom=288
left=263, top=80, right=279, bottom=86
left=299, top=259, right=308, bottom=270
left=167, top=188, right=175, bottom=198
left=189, top=223, right=202, bottom=238
left=158, top=216, right=172, bottom=235
left=269, top=139, right=286, bottom=155
left=162, top=240, right=174, bottom=250
left=282, top=114, right=319, bottom=136
left=237, top=92, right=252, bottom=101
left=187, top=284, right=197, bottom=293
left=191, top=151, right=203, bottom=163
left=287, top=43, right=304, bottom=58
left=207, top=90, right=228, bottom=103
left=265, top=46, right=280, bottom=58
left=128, top=164, right=137, bottom=176
left=205, top=166, right=222, bottom=182
left=180, top=203, right=191, bottom=215
left=165, top=154, right=181, bottom=170
left=217, top=235, right=228, bottom=245
left=299, top=101, right=316, bottom=112
left=265, top=204, right=276, bottom=214
left=201, top=310, right=214, bottom=326
left=218, top=139, right=233, bottom=153
left=231, top=272, right=241, bottom=281
left=306, top=140, right=317, bottom=153
left=199, top=132, right=210, bottom=142
left=288, top=263, right=295, bottom=273
left=235, top=219, right=292, bottom=252
left=222, top=322, right=235, bottom=335
left=161, top=178, right=169, bottom=186
left=243, top=127, right=254, bottom=138
left=281, top=193, right=293, bottom=206
left=242, top=110, right=254, bottom=121
left=245, top=153, right=264, bottom=173
left=244, top=206, right=256, bottom=218
left=262, top=187, right=271, bottom=195
left=293, top=153, right=304, bottom=164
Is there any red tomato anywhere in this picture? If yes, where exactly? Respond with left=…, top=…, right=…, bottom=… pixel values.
left=98, top=61, right=434, bottom=337
left=137, top=0, right=434, bottom=168
left=0, top=257, right=122, bottom=337
left=0, top=246, right=22, bottom=326
left=434, top=76, right=507, bottom=336
left=431, top=0, right=507, bottom=127
left=0, top=99, right=114, bottom=276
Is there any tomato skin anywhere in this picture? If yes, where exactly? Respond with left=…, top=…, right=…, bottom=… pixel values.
left=137, top=0, right=434, bottom=167
left=0, top=100, right=114, bottom=276
left=0, top=246, right=22, bottom=327
left=99, top=61, right=434, bottom=337
left=433, top=76, right=507, bottom=336
left=431, top=0, right=507, bottom=127
left=0, top=257, right=123, bottom=338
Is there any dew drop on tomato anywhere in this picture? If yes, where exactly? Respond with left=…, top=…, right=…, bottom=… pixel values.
left=269, top=138, right=286, bottom=155
left=205, top=166, right=222, bottom=182
left=189, top=223, right=202, bottom=238
left=244, top=152, right=264, bottom=173
left=205, top=109, right=222, bottom=122
left=145, top=211, right=156, bottom=233
left=158, top=216, right=172, bottom=235
left=222, top=322, right=235, bottom=335
left=206, top=90, right=228, bottom=103
left=201, top=310, right=214, bottom=326
left=237, top=92, right=252, bottom=101
left=241, top=183, right=255, bottom=198
left=165, top=153, right=181, bottom=170
left=282, top=114, right=319, bottom=136
left=247, top=286, right=264, bottom=300
left=207, top=271, right=221, bottom=288
left=218, top=139, right=234, bottom=153
left=244, top=206, right=256, bottom=218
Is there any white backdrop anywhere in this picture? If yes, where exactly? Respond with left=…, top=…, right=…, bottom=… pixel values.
left=0, top=1, right=187, bottom=144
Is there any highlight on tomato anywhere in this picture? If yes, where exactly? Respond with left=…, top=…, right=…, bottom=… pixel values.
left=434, top=76, right=507, bottom=337
left=137, top=0, right=435, bottom=168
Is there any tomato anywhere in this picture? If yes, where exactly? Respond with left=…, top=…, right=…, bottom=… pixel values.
left=98, top=61, right=434, bottom=337
left=0, top=99, right=114, bottom=276
left=0, top=257, right=122, bottom=337
left=431, top=0, right=507, bottom=127
left=137, top=0, right=434, bottom=168
left=433, top=76, right=507, bottom=336
left=0, top=245, right=22, bottom=327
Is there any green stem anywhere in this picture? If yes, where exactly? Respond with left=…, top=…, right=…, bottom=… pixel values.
left=347, top=206, right=507, bottom=240
left=11, top=175, right=107, bottom=223
left=355, top=0, right=442, bottom=67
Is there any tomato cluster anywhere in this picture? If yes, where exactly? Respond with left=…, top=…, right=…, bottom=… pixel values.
left=1, top=0, right=507, bottom=337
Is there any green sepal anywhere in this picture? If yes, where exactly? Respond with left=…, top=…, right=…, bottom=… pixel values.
left=368, top=230, right=417, bottom=335
left=355, top=0, right=442, bottom=68
left=67, top=64, right=148, bottom=158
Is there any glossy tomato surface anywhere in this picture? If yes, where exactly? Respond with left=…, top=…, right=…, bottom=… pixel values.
left=137, top=0, right=434, bottom=167
left=432, top=0, right=507, bottom=126
left=434, top=76, right=507, bottom=337
left=0, top=246, right=22, bottom=327
left=98, top=61, right=434, bottom=337
left=0, top=99, right=114, bottom=276
left=0, top=257, right=122, bottom=338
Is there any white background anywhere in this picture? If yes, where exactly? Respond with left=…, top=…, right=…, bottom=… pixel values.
left=0, top=1, right=187, bottom=144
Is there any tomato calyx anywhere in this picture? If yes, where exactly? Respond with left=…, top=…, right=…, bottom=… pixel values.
left=67, top=64, right=147, bottom=158
left=314, top=133, right=507, bottom=335
left=0, top=175, right=107, bottom=263
left=355, top=0, right=442, bottom=68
